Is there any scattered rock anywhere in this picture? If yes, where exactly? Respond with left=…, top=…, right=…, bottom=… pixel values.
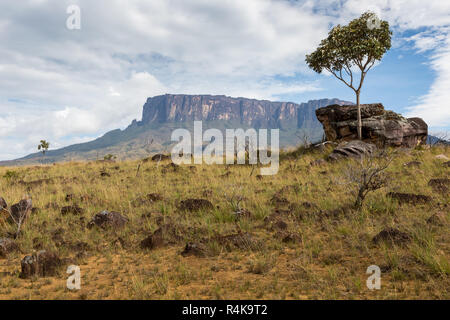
left=181, top=242, right=209, bottom=257
left=428, top=178, right=450, bottom=194
left=301, top=201, right=317, bottom=209
left=316, top=103, right=428, bottom=147
left=372, top=228, right=411, bottom=245
left=20, top=250, right=63, bottom=278
left=140, top=228, right=165, bottom=250
left=87, top=210, right=128, bottom=229
left=443, top=161, right=450, bottom=168
left=0, top=238, right=19, bottom=258
left=0, top=197, right=7, bottom=209
left=178, top=199, right=214, bottom=212
left=276, top=232, right=302, bottom=244
left=426, top=212, right=447, bottom=226
left=328, top=140, right=376, bottom=161
left=270, top=194, right=290, bottom=206
left=61, top=205, right=84, bottom=215
left=435, top=154, right=450, bottom=161
left=272, top=219, right=288, bottom=230
left=151, top=154, right=170, bottom=161
left=140, top=224, right=183, bottom=250
left=147, top=193, right=163, bottom=202
left=403, top=161, right=422, bottom=168
left=10, top=198, right=32, bottom=224
left=387, top=192, right=432, bottom=205
left=100, top=170, right=111, bottom=177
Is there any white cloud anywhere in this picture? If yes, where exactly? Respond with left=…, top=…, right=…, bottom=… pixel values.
left=0, top=0, right=449, bottom=160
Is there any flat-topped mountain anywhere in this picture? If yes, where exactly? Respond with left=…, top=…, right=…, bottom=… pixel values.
left=140, top=94, right=348, bottom=129
left=1, top=94, right=351, bottom=165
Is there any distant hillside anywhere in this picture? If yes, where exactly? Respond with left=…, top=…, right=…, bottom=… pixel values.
left=1, top=94, right=352, bottom=166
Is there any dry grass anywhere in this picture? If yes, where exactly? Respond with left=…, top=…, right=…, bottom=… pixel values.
left=0, top=145, right=448, bottom=300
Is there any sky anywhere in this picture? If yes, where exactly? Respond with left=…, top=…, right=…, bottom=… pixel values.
left=0, top=0, right=449, bottom=160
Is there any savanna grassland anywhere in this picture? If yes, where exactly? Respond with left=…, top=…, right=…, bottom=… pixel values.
left=0, top=145, right=448, bottom=300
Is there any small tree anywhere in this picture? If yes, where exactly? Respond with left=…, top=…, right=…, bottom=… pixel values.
left=306, top=12, right=392, bottom=140
left=344, top=150, right=395, bottom=209
left=38, top=140, right=50, bottom=155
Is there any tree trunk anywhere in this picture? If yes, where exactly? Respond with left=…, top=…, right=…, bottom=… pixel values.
left=356, top=91, right=362, bottom=140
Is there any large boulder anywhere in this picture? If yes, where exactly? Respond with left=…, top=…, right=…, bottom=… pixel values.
left=316, top=103, right=428, bottom=147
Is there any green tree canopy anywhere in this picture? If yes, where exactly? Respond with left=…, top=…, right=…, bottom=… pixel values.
left=38, top=140, right=50, bottom=155
left=306, top=11, right=392, bottom=140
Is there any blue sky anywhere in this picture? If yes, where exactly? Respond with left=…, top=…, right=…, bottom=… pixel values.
left=0, top=0, right=449, bottom=160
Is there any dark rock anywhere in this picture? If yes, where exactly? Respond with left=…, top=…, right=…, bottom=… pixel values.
left=273, top=220, right=288, bottom=230
left=178, top=199, right=213, bottom=212
left=0, top=197, right=7, bottom=209
left=61, top=205, right=84, bottom=215
left=10, top=198, right=32, bottom=224
left=403, top=161, right=422, bottom=168
left=270, top=194, right=290, bottom=206
left=151, top=154, right=170, bottom=161
left=428, top=178, right=450, bottom=194
left=0, top=238, right=19, bottom=258
left=316, top=103, right=428, bottom=147
left=147, top=193, right=163, bottom=202
left=65, top=194, right=74, bottom=202
left=181, top=242, right=209, bottom=257
left=443, top=161, right=450, bottom=168
left=372, top=228, right=411, bottom=245
left=140, top=224, right=183, bottom=250
left=387, top=192, right=432, bottom=205
left=87, top=210, right=128, bottom=229
left=328, top=140, right=376, bottom=161
left=277, top=232, right=302, bottom=244
left=100, top=171, right=110, bottom=177
left=140, top=228, right=165, bottom=250
left=20, top=250, right=63, bottom=278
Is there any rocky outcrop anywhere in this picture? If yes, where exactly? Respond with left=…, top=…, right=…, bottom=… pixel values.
left=315, top=103, right=428, bottom=147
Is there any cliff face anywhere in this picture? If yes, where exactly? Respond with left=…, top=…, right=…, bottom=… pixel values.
left=141, top=94, right=350, bottom=129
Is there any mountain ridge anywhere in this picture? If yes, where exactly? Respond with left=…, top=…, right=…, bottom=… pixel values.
left=1, top=94, right=352, bottom=166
